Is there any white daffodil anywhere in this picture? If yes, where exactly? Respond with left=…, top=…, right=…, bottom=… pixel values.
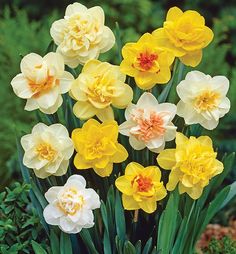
left=50, top=2, right=115, bottom=68
left=119, top=92, right=177, bottom=153
left=176, top=71, right=230, bottom=130
left=21, top=123, right=74, bottom=178
left=43, top=175, right=100, bottom=234
left=11, top=52, right=74, bottom=114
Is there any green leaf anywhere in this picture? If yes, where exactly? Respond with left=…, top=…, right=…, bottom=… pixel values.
left=60, top=232, right=73, bottom=254
left=50, top=230, right=60, bottom=254
left=101, top=201, right=112, bottom=254
left=135, top=240, right=141, bottom=254
left=124, top=241, right=136, bottom=254
left=143, top=237, right=153, bottom=254
left=31, top=240, right=47, bottom=254
left=80, top=229, right=99, bottom=254
left=115, top=190, right=126, bottom=244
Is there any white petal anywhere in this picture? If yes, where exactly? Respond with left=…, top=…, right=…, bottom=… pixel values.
left=82, top=189, right=100, bottom=209
left=156, top=103, right=177, bottom=121
left=45, top=187, right=62, bottom=202
left=59, top=71, right=74, bottom=93
left=88, top=6, right=104, bottom=25
left=185, top=71, right=210, bottom=82
left=211, top=76, right=230, bottom=96
left=32, top=123, right=48, bottom=134
left=39, top=95, right=63, bottom=114
left=65, top=3, right=87, bottom=16
left=44, top=52, right=64, bottom=77
left=36, top=87, right=60, bottom=108
left=125, top=103, right=136, bottom=120
left=67, top=175, right=87, bottom=188
left=146, top=137, right=164, bottom=150
left=119, top=121, right=135, bottom=136
left=129, top=136, right=146, bottom=150
left=164, top=123, right=177, bottom=142
left=48, top=124, right=69, bottom=137
left=24, top=98, right=38, bottom=111
left=218, top=97, right=230, bottom=116
left=43, top=205, right=61, bottom=225
left=136, top=92, right=158, bottom=109
left=50, top=19, right=66, bottom=45
left=11, top=74, right=33, bottom=99
left=59, top=217, right=76, bottom=233
left=53, top=160, right=69, bottom=176
left=99, top=26, right=115, bottom=53
left=21, top=134, right=34, bottom=151
left=200, top=118, right=219, bottom=130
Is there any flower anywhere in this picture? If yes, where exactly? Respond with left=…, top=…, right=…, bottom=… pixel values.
left=72, top=119, right=128, bottom=177
left=120, top=33, right=175, bottom=89
left=119, top=92, right=177, bottom=153
left=21, top=123, right=74, bottom=178
left=11, top=52, right=74, bottom=114
left=157, top=133, right=223, bottom=199
left=43, top=175, right=100, bottom=234
left=50, top=2, right=115, bottom=68
left=176, top=71, right=230, bottom=130
left=152, top=7, right=214, bottom=67
left=115, top=162, right=167, bottom=213
left=70, top=59, right=133, bottom=121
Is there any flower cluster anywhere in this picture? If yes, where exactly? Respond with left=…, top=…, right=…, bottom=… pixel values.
left=13, top=2, right=231, bottom=234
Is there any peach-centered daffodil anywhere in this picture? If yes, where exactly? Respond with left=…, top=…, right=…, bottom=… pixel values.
left=70, top=59, right=133, bottom=122
left=115, top=162, right=167, bottom=213
left=120, top=33, right=175, bottom=90
left=72, top=119, right=128, bottom=177
left=157, top=133, right=223, bottom=199
left=152, top=7, right=214, bottom=67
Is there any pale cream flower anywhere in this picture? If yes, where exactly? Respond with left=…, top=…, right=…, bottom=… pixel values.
left=11, top=52, right=74, bottom=114
left=119, top=92, right=177, bottom=153
left=21, top=123, right=74, bottom=178
left=43, top=175, right=100, bottom=234
left=50, top=2, right=115, bottom=68
left=176, top=71, right=230, bottom=130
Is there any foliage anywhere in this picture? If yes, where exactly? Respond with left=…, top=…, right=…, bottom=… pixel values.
left=0, top=182, right=49, bottom=253
left=201, top=236, right=236, bottom=254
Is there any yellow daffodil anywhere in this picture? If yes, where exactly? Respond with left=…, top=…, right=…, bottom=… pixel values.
left=115, top=162, right=167, bottom=213
left=153, top=7, right=214, bottom=67
left=70, top=59, right=133, bottom=122
left=120, top=33, right=175, bottom=90
left=157, top=133, right=223, bottom=199
left=72, top=119, right=128, bottom=177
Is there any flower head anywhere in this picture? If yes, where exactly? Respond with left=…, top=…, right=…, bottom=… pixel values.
left=157, top=133, right=223, bottom=199
left=11, top=52, right=74, bottom=114
left=70, top=59, right=133, bottom=121
left=153, top=7, right=214, bottom=67
left=176, top=71, right=230, bottom=130
left=115, top=162, right=167, bottom=213
left=21, top=123, right=74, bottom=178
left=50, top=3, right=115, bottom=68
left=72, top=119, right=128, bottom=177
left=120, top=33, right=175, bottom=89
left=119, top=92, right=177, bottom=153
left=43, top=175, right=100, bottom=233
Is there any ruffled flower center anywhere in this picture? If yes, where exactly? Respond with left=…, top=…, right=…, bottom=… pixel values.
left=132, top=175, right=153, bottom=192
left=36, top=143, right=57, bottom=161
left=58, top=187, right=84, bottom=215
left=131, top=110, right=166, bottom=142
left=194, top=90, right=220, bottom=111
left=134, top=52, right=159, bottom=72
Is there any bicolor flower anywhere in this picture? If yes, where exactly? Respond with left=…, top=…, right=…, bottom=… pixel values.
left=43, top=175, right=100, bottom=234
left=157, top=133, right=223, bottom=199
left=72, top=119, right=128, bottom=177
left=176, top=71, right=230, bottom=130
left=11, top=52, right=74, bottom=114
left=153, top=7, right=214, bottom=67
left=119, top=92, right=177, bottom=153
left=50, top=2, right=115, bottom=68
left=115, top=162, right=167, bottom=213
left=21, top=123, right=74, bottom=178
left=120, top=33, right=175, bottom=89
left=70, top=59, right=133, bottom=122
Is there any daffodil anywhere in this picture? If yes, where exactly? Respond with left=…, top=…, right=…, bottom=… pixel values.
left=70, top=59, right=133, bottom=121
left=176, top=71, right=230, bottom=130
left=21, top=123, right=74, bottom=179
left=157, top=133, right=223, bottom=199
left=43, top=175, right=100, bottom=234
left=72, top=119, right=128, bottom=177
left=115, top=162, right=167, bottom=213
left=50, top=3, right=115, bottom=68
left=153, top=7, right=214, bottom=67
left=11, top=52, right=74, bottom=114
left=119, top=92, right=177, bottom=153
left=120, top=33, right=175, bottom=90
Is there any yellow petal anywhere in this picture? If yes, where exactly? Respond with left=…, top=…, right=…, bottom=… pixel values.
left=138, top=199, right=157, bottom=213
left=94, top=163, right=113, bottom=177
left=166, top=6, right=183, bottom=22
left=157, top=149, right=176, bottom=170
left=125, top=162, right=144, bottom=176
left=179, top=50, right=202, bottom=67
left=122, top=194, right=139, bottom=210
left=188, top=186, right=203, bottom=200
left=135, top=72, right=157, bottom=90
left=213, top=160, right=224, bottom=175
left=74, top=153, right=91, bottom=169
left=111, top=144, right=128, bottom=163
left=120, top=60, right=139, bottom=77
left=203, top=27, right=214, bottom=47
left=166, top=169, right=181, bottom=191
left=96, top=106, right=114, bottom=122
left=154, top=66, right=171, bottom=84
left=154, top=184, right=167, bottom=201
left=82, top=59, right=100, bottom=74
left=101, top=120, right=119, bottom=141
left=144, top=166, right=162, bottom=181
left=197, top=136, right=213, bottom=147
left=115, top=176, right=133, bottom=195
left=121, top=43, right=138, bottom=60
left=95, top=156, right=109, bottom=168
left=73, top=101, right=98, bottom=119
left=112, top=84, right=133, bottom=109
left=175, top=132, right=189, bottom=147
